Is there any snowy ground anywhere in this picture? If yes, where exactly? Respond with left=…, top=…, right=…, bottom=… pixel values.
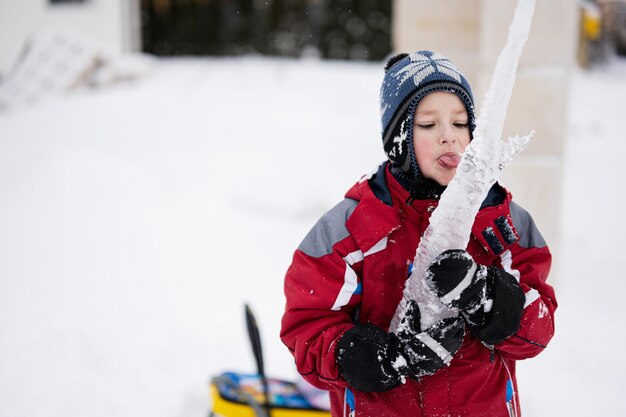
left=0, top=55, right=624, bottom=417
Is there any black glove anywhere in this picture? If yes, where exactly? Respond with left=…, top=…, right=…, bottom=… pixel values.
left=336, top=301, right=464, bottom=392
left=394, top=302, right=465, bottom=378
left=426, top=249, right=525, bottom=345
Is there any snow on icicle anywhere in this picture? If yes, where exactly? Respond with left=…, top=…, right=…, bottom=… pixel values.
left=390, top=0, right=537, bottom=333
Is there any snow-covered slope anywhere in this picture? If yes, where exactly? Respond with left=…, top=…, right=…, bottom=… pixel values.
left=0, top=56, right=624, bottom=417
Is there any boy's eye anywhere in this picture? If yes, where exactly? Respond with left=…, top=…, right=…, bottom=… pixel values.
left=416, top=123, right=435, bottom=129
left=453, top=122, right=469, bottom=128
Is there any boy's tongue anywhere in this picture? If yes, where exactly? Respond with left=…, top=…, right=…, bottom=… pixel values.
left=438, top=153, right=461, bottom=168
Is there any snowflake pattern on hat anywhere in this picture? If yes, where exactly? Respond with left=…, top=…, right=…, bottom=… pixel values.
left=388, top=119, right=408, bottom=158
left=394, top=52, right=464, bottom=91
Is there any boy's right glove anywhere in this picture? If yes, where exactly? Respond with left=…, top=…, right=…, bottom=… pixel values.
left=336, top=301, right=464, bottom=392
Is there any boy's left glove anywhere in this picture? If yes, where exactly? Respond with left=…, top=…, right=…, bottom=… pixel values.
left=426, top=249, right=525, bottom=345
left=336, top=301, right=464, bottom=393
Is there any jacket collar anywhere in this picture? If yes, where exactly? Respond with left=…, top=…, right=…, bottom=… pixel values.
left=344, top=161, right=511, bottom=253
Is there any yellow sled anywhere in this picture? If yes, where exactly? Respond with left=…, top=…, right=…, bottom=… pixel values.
left=210, top=371, right=330, bottom=417
left=208, top=305, right=331, bottom=417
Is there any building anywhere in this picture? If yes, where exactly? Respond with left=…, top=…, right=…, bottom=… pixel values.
left=0, top=0, right=141, bottom=75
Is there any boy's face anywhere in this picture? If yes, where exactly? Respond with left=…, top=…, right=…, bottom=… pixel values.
left=413, top=92, right=471, bottom=186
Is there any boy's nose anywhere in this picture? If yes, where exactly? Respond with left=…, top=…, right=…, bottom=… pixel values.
left=440, top=128, right=456, bottom=144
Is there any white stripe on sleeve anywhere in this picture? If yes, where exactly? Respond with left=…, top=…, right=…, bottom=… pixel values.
left=331, top=262, right=359, bottom=311
left=500, top=249, right=521, bottom=281
left=344, top=250, right=363, bottom=266
left=524, top=289, right=540, bottom=309
left=330, top=236, right=388, bottom=311
left=364, top=236, right=388, bottom=256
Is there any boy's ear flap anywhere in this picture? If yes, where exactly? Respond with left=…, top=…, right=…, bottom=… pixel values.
left=384, top=53, right=409, bottom=72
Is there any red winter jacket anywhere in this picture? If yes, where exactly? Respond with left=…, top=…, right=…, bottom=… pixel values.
left=280, top=162, right=557, bottom=417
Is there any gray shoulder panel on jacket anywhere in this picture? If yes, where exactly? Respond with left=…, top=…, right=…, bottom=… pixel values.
left=509, top=201, right=547, bottom=248
left=298, top=198, right=359, bottom=258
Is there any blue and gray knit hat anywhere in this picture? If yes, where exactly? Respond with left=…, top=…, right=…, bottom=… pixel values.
left=380, top=51, right=475, bottom=184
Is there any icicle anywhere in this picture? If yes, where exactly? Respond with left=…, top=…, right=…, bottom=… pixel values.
left=390, top=0, right=537, bottom=333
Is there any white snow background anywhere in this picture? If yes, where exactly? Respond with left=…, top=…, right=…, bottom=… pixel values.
left=1, top=55, right=625, bottom=417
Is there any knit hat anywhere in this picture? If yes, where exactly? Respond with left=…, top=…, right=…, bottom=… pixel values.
left=380, top=51, right=475, bottom=189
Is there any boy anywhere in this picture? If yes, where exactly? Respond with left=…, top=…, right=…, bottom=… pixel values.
left=280, top=51, right=556, bottom=417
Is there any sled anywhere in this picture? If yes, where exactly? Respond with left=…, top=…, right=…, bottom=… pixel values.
left=209, top=304, right=331, bottom=417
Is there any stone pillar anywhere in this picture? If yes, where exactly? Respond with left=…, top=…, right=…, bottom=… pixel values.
left=392, top=0, right=578, bottom=251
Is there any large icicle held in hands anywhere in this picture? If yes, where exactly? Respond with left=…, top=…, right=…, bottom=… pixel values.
left=390, top=0, right=536, bottom=334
